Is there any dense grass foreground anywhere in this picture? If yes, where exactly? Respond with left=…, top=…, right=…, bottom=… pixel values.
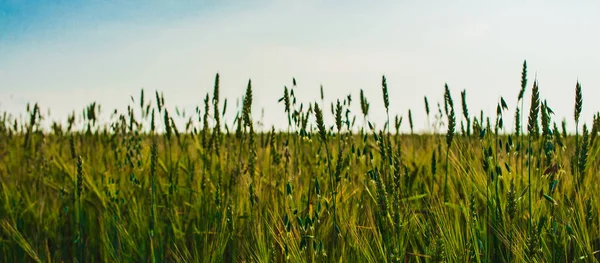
left=1, top=62, right=600, bottom=262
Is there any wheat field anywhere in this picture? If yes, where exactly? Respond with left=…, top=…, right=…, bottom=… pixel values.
left=1, top=61, right=599, bottom=262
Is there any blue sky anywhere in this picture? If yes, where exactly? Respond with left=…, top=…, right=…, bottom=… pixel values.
left=1, top=1, right=600, bottom=132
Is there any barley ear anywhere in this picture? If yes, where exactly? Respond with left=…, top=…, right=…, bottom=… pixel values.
left=314, top=103, right=326, bottom=143
left=242, top=80, right=253, bottom=127
left=335, top=99, right=342, bottom=132
left=408, top=109, right=414, bottom=134
left=381, top=75, right=390, bottom=112
left=424, top=96, right=430, bottom=117
left=527, top=81, right=540, bottom=137
left=445, top=84, right=456, bottom=147
left=575, top=81, right=582, bottom=124
left=518, top=60, right=528, bottom=101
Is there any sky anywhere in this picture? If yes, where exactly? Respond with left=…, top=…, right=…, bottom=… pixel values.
left=1, top=0, right=600, bottom=132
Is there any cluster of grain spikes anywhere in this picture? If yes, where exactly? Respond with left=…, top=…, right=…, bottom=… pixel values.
left=382, top=75, right=390, bottom=134
left=360, top=89, right=370, bottom=133
left=443, top=83, right=455, bottom=202
left=202, top=94, right=210, bottom=149
left=526, top=80, right=540, bottom=260
left=312, top=102, right=340, bottom=259
left=75, top=155, right=85, bottom=263
left=460, top=90, right=470, bottom=137
left=243, top=80, right=256, bottom=179
left=211, top=73, right=222, bottom=155
left=149, top=110, right=158, bottom=262
left=574, top=81, right=583, bottom=192
left=515, top=60, right=527, bottom=190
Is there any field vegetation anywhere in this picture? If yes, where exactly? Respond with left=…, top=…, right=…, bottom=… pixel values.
left=1, top=61, right=599, bottom=262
